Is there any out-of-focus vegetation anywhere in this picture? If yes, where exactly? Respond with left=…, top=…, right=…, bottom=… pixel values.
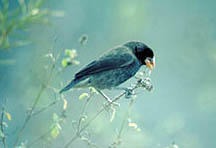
left=1, top=0, right=216, bottom=148
left=0, top=0, right=54, bottom=50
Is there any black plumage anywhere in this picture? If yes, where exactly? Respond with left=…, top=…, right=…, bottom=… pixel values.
left=60, top=41, right=155, bottom=94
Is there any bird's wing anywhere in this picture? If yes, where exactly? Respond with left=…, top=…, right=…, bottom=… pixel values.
left=75, top=46, right=136, bottom=79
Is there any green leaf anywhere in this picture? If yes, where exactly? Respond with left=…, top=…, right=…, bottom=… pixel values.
left=89, top=87, right=98, bottom=94
left=64, top=49, right=77, bottom=59
left=50, top=124, right=61, bottom=139
left=64, top=49, right=71, bottom=56
left=63, top=98, right=67, bottom=110
left=79, top=93, right=89, bottom=100
left=0, top=129, right=5, bottom=138
left=61, top=58, right=68, bottom=67
left=5, top=111, right=12, bottom=120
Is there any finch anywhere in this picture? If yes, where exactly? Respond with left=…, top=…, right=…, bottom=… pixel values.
left=60, top=41, right=155, bottom=94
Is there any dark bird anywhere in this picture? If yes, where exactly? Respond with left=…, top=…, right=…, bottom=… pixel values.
left=59, top=41, right=155, bottom=94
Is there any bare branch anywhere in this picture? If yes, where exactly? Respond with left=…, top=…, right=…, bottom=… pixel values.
left=0, top=105, right=7, bottom=148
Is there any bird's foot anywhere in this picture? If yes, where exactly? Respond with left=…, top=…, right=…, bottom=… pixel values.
left=137, top=78, right=154, bottom=92
left=113, top=87, right=135, bottom=99
left=124, top=88, right=135, bottom=99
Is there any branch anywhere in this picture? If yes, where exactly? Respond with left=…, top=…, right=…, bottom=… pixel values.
left=110, top=95, right=136, bottom=147
left=13, top=43, right=64, bottom=146
left=77, top=93, right=94, bottom=134
left=0, top=105, right=7, bottom=148
left=31, top=93, right=59, bottom=117
left=27, top=91, right=94, bottom=147
left=63, top=69, right=153, bottom=148
left=63, top=85, right=140, bottom=148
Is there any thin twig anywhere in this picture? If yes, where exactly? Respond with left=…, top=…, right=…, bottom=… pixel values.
left=32, top=97, right=59, bottom=117
left=114, top=96, right=136, bottom=147
left=77, top=93, right=94, bottom=133
left=27, top=125, right=55, bottom=147
left=63, top=84, right=139, bottom=148
left=0, top=105, right=7, bottom=148
left=14, top=44, right=63, bottom=146
left=27, top=92, right=94, bottom=147
left=14, top=84, right=47, bottom=146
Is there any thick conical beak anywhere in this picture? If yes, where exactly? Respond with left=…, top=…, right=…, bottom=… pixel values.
left=145, top=57, right=155, bottom=70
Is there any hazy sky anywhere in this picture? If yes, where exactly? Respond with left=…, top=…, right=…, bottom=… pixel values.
left=0, top=0, right=216, bottom=147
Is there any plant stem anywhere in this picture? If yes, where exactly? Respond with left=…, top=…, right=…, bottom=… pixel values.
left=14, top=63, right=55, bottom=147
left=31, top=98, right=59, bottom=117
left=77, top=93, right=94, bottom=133
left=117, top=96, right=135, bottom=140
left=27, top=125, right=55, bottom=147
left=0, top=105, right=7, bottom=148
left=63, top=86, right=140, bottom=148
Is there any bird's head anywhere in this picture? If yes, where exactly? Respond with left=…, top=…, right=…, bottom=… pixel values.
left=124, top=41, right=155, bottom=70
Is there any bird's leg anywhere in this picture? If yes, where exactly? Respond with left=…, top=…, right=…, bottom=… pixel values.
left=114, top=87, right=135, bottom=99
left=96, top=89, right=120, bottom=107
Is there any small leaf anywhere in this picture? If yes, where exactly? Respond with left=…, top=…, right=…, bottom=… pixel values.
left=31, top=9, right=39, bottom=16
left=64, top=49, right=77, bottom=59
left=64, top=49, right=71, bottom=56
left=128, top=123, right=138, bottom=129
left=79, top=93, right=89, bottom=100
left=61, top=59, right=68, bottom=67
left=71, top=60, right=80, bottom=65
left=0, top=129, right=5, bottom=138
left=5, top=112, right=12, bottom=120
left=45, top=53, right=55, bottom=62
left=63, top=98, right=67, bottom=110
left=50, top=125, right=60, bottom=139
left=53, top=113, right=59, bottom=122
left=89, top=87, right=98, bottom=94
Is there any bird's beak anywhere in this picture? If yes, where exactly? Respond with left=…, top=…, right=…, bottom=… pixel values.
left=145, top=57, right=155, bottom=70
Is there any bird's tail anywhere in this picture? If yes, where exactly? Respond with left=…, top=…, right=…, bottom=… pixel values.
left=59, top=79, right=80, bottom=94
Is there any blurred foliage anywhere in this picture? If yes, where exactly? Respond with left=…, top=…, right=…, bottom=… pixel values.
left=0, top=0, right=54, bottom=50
left=61, top=49, right=80, bottom=68
left=79, top=93, right=89, bottom=100
left=0, top=0, right=215, bottom=147
left=49, top=113, right=62, bottom=139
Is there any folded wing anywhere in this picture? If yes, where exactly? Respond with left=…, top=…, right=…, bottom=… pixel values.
left=75, top=46, right=135, bottom=79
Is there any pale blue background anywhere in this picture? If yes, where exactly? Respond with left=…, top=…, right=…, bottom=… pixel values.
left=0, top=0, right=216, bottom=147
